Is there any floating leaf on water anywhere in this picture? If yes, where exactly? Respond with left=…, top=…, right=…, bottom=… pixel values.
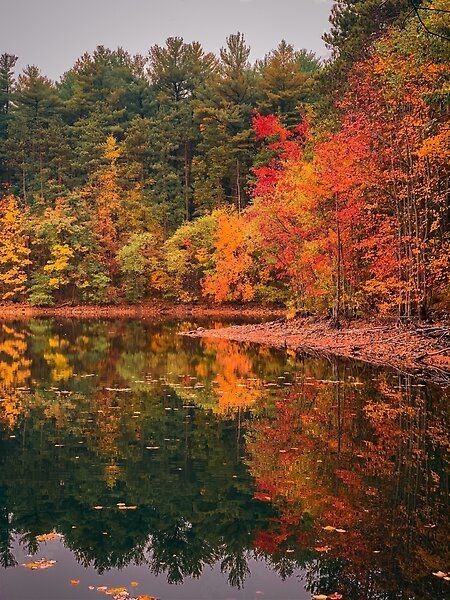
left=130, top=581, right=139, bottom=587
left=22, top=559, right=57, bottom=570
left=432, top=571, right=447, bottom=578
left=36, top=533, right=62, bottom=542
left=314, top=546, right=331, bottom=553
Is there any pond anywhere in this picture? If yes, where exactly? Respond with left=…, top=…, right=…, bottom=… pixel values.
left=0, top=318, right=448, bottom=600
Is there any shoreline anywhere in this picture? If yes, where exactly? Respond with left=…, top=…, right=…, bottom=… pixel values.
left=182, top=319, right=450, bottom=385
left=1, top=303, right=448, bottom=384
left=0, top=302, right=286, bottom=320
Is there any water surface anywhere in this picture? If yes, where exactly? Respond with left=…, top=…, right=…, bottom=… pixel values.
left=0, top=319, right=448, bottom=600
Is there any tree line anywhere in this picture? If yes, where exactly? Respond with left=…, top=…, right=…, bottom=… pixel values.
left=0, top=0, right=448, bottom=319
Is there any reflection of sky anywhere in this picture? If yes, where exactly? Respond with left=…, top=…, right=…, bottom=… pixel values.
left=5, top=540, right=309, bottom=600
left=1, top=0, right=333, bottom=81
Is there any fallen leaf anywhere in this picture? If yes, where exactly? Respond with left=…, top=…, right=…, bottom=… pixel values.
left=328, top=594, right=343, bottom=600
left=322, top=525, right=336, bottom=531
left=36, top=533, right=62, bottom=542
left=22, top=559, right=57, bottom=570
left=312, top=596, right=328, bottom=600
left=314, top=546, right=331, bottom=553
left=130, top=581, right=139, bottom=587
left=70, top=579, right=80, bottom=585
left=432, top=571, right=447, bottom=578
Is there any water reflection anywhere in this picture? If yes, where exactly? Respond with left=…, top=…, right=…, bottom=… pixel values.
left=0, top=319, right=448, bottom=599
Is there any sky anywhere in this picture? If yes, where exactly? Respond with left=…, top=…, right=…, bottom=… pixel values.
left=0, top=0, right=334, bottom=81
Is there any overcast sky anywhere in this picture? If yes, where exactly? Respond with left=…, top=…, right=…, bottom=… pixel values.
left=1, top=0, right=334, bottom=81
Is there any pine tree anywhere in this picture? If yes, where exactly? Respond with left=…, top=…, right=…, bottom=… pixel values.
left=0, top=53, right=18, bottom=184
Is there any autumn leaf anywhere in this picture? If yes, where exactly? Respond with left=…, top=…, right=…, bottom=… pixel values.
left=22, top=559, right=57, bottom=570
left=36, top=533, right=62, bottom=542
left=432, top=571, right=448, bottom=578
left=314, top=546, right=331, bottom=553
left=70, top=579, right=80, bottom=585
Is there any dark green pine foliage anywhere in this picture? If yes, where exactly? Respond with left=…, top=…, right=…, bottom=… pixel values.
left=0, top=53, right=18, bottom=185
left=6, top=65, right=60, bottom=203
left=145, top=37, right=216, bottom=226
left=256, top=41, right=320, bottom=128
left=193, top=33, right=256, bottom=215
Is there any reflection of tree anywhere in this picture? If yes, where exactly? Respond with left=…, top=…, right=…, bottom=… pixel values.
left=246, top=363, right=449, bottom=599
left=0, top=325, right=276, bottom=586
left=0, top=318, right=447, bottom=598
left=0, top=324, right=31, bottom=428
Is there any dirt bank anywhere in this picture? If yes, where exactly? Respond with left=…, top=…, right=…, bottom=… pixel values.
left=182, top=319, right=450, bottom=385
left=0, top=302, right=285, bottom=320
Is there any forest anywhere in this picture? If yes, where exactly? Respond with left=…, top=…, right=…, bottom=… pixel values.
left=0, top=0, right=448, bottom=320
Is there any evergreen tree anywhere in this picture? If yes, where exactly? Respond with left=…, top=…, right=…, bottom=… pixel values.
left=0, top=53, right=17, bottom=184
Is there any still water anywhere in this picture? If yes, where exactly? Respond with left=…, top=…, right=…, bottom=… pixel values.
left=0, top=318, right=447, bottom=600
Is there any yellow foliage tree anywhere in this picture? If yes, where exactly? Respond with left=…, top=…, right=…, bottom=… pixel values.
left=43, top=243, right=74, bottom=288
left=0, top=195, right=31, bottom=301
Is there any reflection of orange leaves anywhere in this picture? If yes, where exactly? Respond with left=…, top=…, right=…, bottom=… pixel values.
left=0, top=325, right=32, bottom=427
left=202, top=338, right=262, bottom=413
left=0, top=391, right=27, bottom=428
left=253, top=530, right=281, bottom=554
left=43, top=351, right=73, bottom=382
left=253, top=492, right=272, bottom=502
left=335, top=469, right=363, bottom=488
left=195, top=362, right=209, bottom=379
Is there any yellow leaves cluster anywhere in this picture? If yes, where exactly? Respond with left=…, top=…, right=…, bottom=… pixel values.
left=0, top=195, right=31, bottom=301
left=43, top=244, right=74, bottom=288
